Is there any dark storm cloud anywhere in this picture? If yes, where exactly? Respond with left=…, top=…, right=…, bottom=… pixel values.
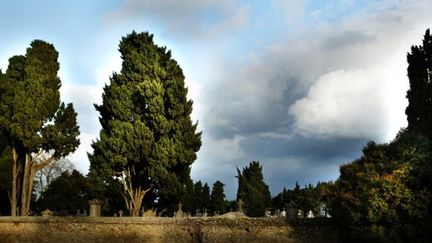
left=192, top=1, right=432, bottom=199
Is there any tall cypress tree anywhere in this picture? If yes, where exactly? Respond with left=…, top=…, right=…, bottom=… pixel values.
left=89, top=32, right=201, bottom=216
left=210, top=180, right=226, bottom=215
left=0, top=40, right=80, bottom=216
left=405, top=29, right=432, bottom=140
left=236, top=161, right=271, bottom=217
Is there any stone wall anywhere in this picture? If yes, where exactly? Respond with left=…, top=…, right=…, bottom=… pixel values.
left=0, top=217, right=339, bottom=243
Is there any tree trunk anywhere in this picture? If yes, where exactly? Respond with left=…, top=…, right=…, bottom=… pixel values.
left=20, top=153, right=31, bottom=216
left=121, top=169, right=151, bottom=217
left=20, top=152, right=56, bottom=216
left=10, top=147, right=19, bottom=216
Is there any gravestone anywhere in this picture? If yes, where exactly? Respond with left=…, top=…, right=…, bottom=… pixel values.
left=174, top=202, right=184, bottom=218
left=306, top=210, right=314, bottom=218
left=280, top=208, right=287, bottom=217
left=297, top=209, right=304, bottom=219
left=142, top=208, right=156, bottom=217
left=237, top=199, right=245, bottom=213
left=287, top=201, right=297, bottom=220
left=41, top=209, right=53, bottom=217
left=89, top=199, right=101, bottom=217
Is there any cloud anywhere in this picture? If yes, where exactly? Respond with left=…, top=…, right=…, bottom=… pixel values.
left=289, top=68, right=389, bottom=139
left=104, top=0, right=246, bottom=39
left=192, top=0, right=432, bottom=198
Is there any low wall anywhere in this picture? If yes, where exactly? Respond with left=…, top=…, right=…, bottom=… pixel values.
left=0, top=217, right=339, bottom=243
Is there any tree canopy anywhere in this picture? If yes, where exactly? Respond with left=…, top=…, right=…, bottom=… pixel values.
left=89, top=31, right=201, bottom=216
left=0, top=40, right=80, bottom=216
left=237, top=161, right=271, bottom=217
left=405, top=29, right=432, bottom=141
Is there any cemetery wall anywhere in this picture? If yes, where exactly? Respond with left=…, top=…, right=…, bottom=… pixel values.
left=0, top=216, right=339, bottom=243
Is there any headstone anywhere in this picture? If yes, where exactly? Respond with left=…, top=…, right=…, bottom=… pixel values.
left=280, top=209, right=287, bottom=217
left=195, top=209, right=202, bottom=217
left=174, top=202, right=184, bottom=218
left=119, top=210, right=124, bottom=217
left=41, top=209, right=53, bottom=217
left=89, top=199, right=101, bottom=217
left=306, top=210, right=314, bottom=218
left=297, top=209, right=304, bottom=219
left=287, top=201, right=297, bottom=220
left=237, top=199, right=245, bottom=213
left=142, top=208, right=156, bottom=217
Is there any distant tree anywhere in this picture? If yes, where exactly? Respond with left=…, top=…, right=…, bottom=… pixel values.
left=405, top=29, right=432, bottom=141
left=181, top=177, right=194, bottom=214
left=193, top=181, right=203, bottom=214
left=202, top=183, right=210, bottom=211
left=88, top=32, right=201, bottom=216
left=38, top=170, right=91, bottom=215
left=0, top=41, right=80, bottom=216
left=210, top=180, right=225, bottom=215
left=236, top=161, right=271, bottom=217
left=34, top=158, right=74, bottom=197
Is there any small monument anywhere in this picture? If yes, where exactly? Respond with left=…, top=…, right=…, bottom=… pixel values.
left=280, top=208, right=287, bottom=217
left=287, top=201, right=297, bottom=220
left=41, top=209, right=53, bottom=217
left=297, top=209, right=304, bottom=219
left=306, top=210, right=314, bottom=218
left=89, top=199, right=101, bottom=217
left=174, top=202, right=184, bottom=218
left=237, top=199, right=245, bottom=213
left=142, top=208, right=156, bottom=217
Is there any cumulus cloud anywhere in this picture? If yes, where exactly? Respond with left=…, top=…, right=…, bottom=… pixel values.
left=289, top=69, right=389, bottom=139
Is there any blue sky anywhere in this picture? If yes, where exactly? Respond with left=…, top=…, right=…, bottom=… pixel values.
left=1, top=0, right=431, bottom=199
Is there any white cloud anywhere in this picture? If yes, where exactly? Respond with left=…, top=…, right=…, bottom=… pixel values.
left=289, top=68, right=390, bottom=139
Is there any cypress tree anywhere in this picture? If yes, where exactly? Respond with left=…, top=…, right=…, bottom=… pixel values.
left=405, top=29, right=432, bottom=140
left=236, top=161, right=271, bottom=217
left=0, top=40, right=80, bottom=216
left=89, top=31, right=201, bottom=216
left=210, top=180, right=226, bottom=215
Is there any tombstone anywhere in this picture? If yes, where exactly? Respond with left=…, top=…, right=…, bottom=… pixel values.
left=306, top=210, right=314, bottom=218
left=297, top=209, right=304, bottom=219
left=280, top=208, right=287, bottom=217
left=89, top=199, right=101, bottom=217
left=275, top=209, right=281, bottom=217
left=174, top=202, right=184, bottom=218
left=142, top=208, right=156, bottom=217
left=41, top=209, right=53, bottom=217
left=195, top=209, right=202, bottom=217
left=287, top=201, right=297, bottom=220
left=118, top=210, right=124, bottom=217
left=237, top=199, right=245, bottom=213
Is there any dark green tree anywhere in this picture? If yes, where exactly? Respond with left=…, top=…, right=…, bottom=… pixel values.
left=331, top=130, right=431, bottom=242
left=236, top=161, right=271, bottom=217
left=210, top=180, right=225, bottom=215
left=193, top=181, right=203, bottom=214
left=202, top=183, right=210, bottom=212
left=0, top=40, right=80, bottom=216
left=89, top=32, right=201, bottom=216
left=37, top=170, right=91, bottom=215
left=405, top=29, right=432, bottom=141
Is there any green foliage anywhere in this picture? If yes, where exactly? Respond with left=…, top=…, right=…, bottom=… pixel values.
left=210, top=180, right=226, bottom=215
left=89, top=31, right=201, bottom=214
left=0, top=40, right=80, bottom=215
left=331, top=129, right=431, bottom=242
left=405, top=29, right=432, bottom=141
left=37, top=170, right=92, bottom=215
left=237, top=161, right=271, bottom=217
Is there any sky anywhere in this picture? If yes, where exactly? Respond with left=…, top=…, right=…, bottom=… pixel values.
left=1, top=0, right=431, bottom=199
